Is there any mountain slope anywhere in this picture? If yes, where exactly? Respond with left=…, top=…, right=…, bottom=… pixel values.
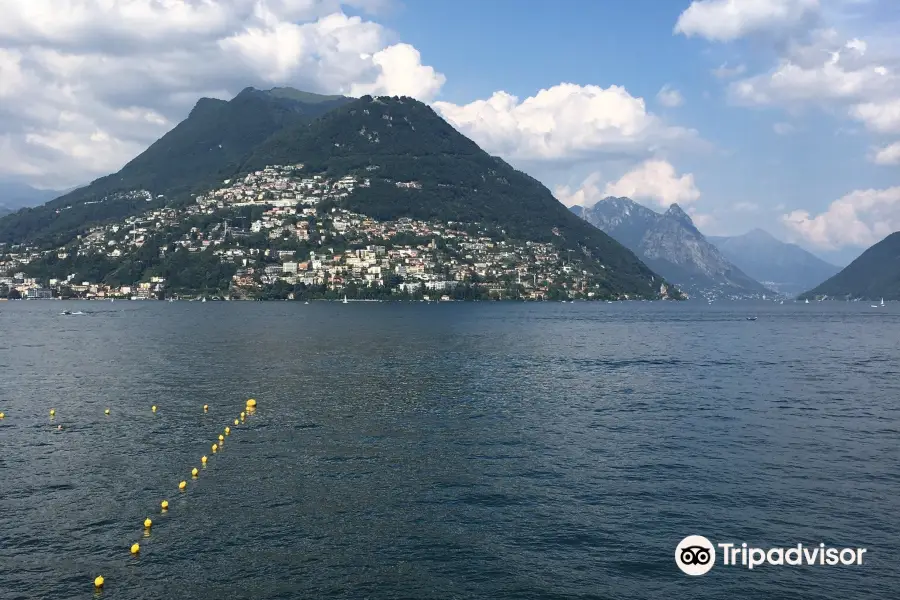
left=0, top=88, right=351, bottom=247
left=245, top=95, right=673, bottom=299
left=800, top=232, right=900, bottom=300
left=709, top=228, right=840, bottom=296
left=572, top=197, right=771, bottom=298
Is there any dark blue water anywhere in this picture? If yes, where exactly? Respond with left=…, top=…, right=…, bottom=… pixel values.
left=0, top=300, right=897, bottom=599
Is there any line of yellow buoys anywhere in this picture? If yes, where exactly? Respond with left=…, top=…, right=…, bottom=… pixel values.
left=91, top=398, right=258, bottom=591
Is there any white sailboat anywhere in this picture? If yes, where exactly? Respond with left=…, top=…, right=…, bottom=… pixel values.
left=805, top=298, right=809, bottom=304
left=873, top=298, right=884, bottom=308
left=342, top=295, right=348, bottom=304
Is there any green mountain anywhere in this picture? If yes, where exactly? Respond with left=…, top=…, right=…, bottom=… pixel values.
left=1, top=89, right=676, bottom=299
left=244, top=95, right=671, bottom=298
left=799, top=232, right=900, bottom=300
left=0, top=88, right=351, bottom=247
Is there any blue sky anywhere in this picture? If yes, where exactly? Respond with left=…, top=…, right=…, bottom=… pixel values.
left=2, top=0, right=899, bottom=265
left=373, top=0, right=900, bottom=264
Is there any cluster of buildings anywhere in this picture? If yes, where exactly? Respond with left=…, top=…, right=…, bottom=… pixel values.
left=0, top=164, right=632, bottom=301
left=0, top=272, right=165, bottom=300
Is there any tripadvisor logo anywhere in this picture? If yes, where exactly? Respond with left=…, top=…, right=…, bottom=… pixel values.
left=676, top=535, right=716, bottom=575
left=675, top=536, right=868, bottom=575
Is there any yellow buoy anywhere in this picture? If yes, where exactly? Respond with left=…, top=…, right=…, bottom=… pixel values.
left=246, top=399, right=257, bottom=408
left=161, top=500, right=169, bottom=511
left=212, top=444, right=218, bottom=453
left=225, top=426, right=230, bottom=435
left=94, top=575, right=104, bottom=589
left=50, top=409, right=56, bottom=417
left=218, top=434, right=224, bottom=442
left=191, top=467, right=198, bottom=477
left=201, top=455, right=208, bottom=464
left=152, top=405, right=157, bottom=413
left=234, top=419, right=239, bottom=425
left=203, top=404, right=209, bottom=411
left=130, top=543, right=140, bottom=555
left=0, top=412, right=5, bottom=419
left=104, top=408, right=110, bottom=415
left=179, top=480, right=186, bottom=490
left=144, top=518, right=152, bottom=529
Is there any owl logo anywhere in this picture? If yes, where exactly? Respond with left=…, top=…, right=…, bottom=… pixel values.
left=675, top=535, right=716, bottom=575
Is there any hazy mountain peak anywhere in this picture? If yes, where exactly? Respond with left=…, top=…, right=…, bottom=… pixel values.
left=665, top=202, right=689, bottom=218
left=741, top=227, right=778, bottom=242
left=710, top=228, right=840, bottom=296
left=573, top=196, right=770, bottom=298
left=663, top=202, right=698, bottom=232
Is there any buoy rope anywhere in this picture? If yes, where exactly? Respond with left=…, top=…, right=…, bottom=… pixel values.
left=94, top=399, right=259, bottom=592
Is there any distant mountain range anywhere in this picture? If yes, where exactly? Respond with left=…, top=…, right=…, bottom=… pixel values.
left=800, top=232, right=900, bottom=300
left=0, top=181, right=66, bottom=215
left=709, top=229, right=840, bottom=297
left=571, top=197, right=770, bottom=298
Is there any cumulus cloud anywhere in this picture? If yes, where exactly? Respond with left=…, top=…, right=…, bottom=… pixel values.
left=554, top=172, right=605, bottom=208
left=604, top=160, right=701, bottom=207
left=657, top=85, right=685, bottom=107
left=433, top=83, right=697, bottom=164
left=725, top=27, right=900, bottom=139
left=675, top=0, right=820, bottom=42
left=872, top=141, right=900, bottom=165
left=782, top=186, right=900, bottom=249
left=850, top=99, right=900, bottom=133
left=728, top=31, right=894, bottom=105
left=554, top=160, right=700, bottom=209
left=0, top=0, right=445, bottom=188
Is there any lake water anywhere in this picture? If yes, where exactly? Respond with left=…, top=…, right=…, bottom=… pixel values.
left=0, top=300, right=897, bottom=599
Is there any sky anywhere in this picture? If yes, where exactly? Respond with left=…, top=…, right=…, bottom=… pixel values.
left=1, top=0, right=900, bottom=264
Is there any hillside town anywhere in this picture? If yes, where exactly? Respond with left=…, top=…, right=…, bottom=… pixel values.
left=0, top=165, right=663, bottom=301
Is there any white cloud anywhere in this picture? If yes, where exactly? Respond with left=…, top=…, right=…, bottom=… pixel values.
left=657, top=84, right=685, bottom=107
left=782, top=186, right=900, bottom=249
left=850, top=99, right=900, bottom=133
left=604, top=160, right=701, bottom=207
left=728, top=30, right=894, bottom=107
left=773, top=122, right=795, bottom=134
left=724, top=28, right=900, bottom=139
left=734, top=201, right=760, bottom=211
left=872, top=141, right=900, bottom=165
left=712, top=63, right=747, bottom=78
left=0, top=0, right=444, bottom=187
left=688, top=208, right=717, bottom=231
left=554, top=160, right=700, bottom=208
left=433, top=83, right=697, bottom=163
left=675, top=0, right=820, bottom=42
left=554, top=172, right=604, bottom=208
